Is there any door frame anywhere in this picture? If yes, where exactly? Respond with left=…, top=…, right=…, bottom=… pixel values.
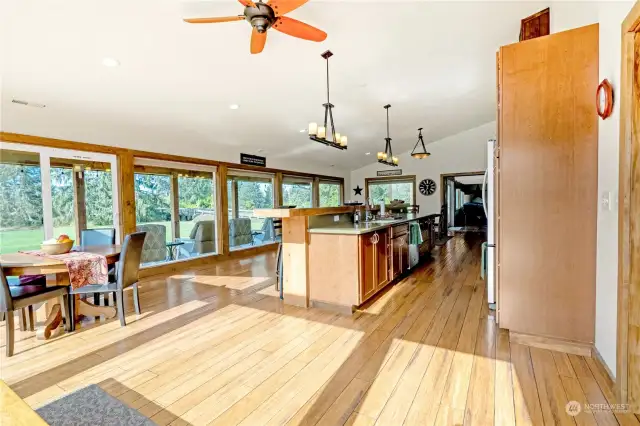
left=618, top=1, right=640, bottom=408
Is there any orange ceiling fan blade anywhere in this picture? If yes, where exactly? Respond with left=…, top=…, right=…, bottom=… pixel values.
left=251, top=28, right=267, bottom=54
left=184, top=16, right=245, bottom=24
left=267, top=0, right=309, bottom=16
left=238, top=0, right=257, bottom=7
left=272, top=16, right=326, bottom=42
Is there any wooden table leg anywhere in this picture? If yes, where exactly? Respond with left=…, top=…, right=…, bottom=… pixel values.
left=33, top=273, right=68, bottom=340
left=35, top=304, right=64, bottom=340
left=76, top=300, right=116, bottom=319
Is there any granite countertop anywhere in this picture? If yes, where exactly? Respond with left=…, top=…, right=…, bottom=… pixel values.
left=307, top=213, right=435, bottom=235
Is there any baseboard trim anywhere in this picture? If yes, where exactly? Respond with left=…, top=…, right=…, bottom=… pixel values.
left=310, top=300, right=354, bottom=316
left=592, top=345, right=616, bottom=389
left=509, top=331, right=592, bottom=357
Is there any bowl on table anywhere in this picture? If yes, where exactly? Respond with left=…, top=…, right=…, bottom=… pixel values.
left=40, top=240, right=74, bottom=255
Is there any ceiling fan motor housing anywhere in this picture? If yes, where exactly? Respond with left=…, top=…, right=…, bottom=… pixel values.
left=245, top=3, right=276, bottom=33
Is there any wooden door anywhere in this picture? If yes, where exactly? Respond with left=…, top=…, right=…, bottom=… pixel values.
left=498, top=24, right=598, bottom=344
left=360, top=233, right=377, bottom=302
left=376, top=230, right=389, bottom=289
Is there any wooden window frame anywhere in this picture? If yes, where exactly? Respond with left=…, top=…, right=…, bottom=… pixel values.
left=364, top=175, right=417, bottom=205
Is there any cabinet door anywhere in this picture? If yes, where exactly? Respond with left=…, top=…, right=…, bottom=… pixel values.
left=400, top=235, right=409, bottom=274
left=376, top=230, right=390, bottom=289
left=360, top=233, right=377, bottom=302
left=391, top=236, right=401, bottom=280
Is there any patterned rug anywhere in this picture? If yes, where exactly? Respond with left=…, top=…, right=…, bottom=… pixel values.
left=36, top=384, right=155, bottom=426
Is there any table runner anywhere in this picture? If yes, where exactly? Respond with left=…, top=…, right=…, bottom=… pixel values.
left=19, top=250, right=108, bottom=290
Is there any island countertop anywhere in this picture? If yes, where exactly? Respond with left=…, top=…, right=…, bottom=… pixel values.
left=308, top=213, right=438, bottom=235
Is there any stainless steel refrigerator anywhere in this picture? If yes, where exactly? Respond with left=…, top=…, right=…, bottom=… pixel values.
left=482, top=139, right=496, bottom=309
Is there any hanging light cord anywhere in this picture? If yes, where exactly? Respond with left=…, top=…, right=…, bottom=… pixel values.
left=326, top=56, right=330, bottom=104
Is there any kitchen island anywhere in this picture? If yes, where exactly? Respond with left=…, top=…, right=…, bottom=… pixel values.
left=254, top=207, right=436, bottom=313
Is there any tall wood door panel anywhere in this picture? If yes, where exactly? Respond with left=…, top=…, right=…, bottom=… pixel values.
left=498, top=24, right=598, bottom=344
left=360, top=233, right=377, bottom=302
left=376, top=230, right=389, bottom=289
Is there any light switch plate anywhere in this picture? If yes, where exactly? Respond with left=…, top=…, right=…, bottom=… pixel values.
left=334, top=215, right=340, bottom=222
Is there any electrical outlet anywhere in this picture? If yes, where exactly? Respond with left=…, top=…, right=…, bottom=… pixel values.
left=334, top=215, right=340, bottom=222
left=601, top=191, right=612, bottom=211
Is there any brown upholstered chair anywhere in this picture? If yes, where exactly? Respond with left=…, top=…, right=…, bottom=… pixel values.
left=0, top=266, right=70, bottom=357
left=68, top=232, right=146, bottom=329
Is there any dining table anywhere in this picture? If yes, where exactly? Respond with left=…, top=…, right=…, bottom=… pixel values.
left=0, top=245, right=121, bottom=340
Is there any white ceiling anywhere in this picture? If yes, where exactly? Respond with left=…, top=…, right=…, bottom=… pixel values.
left=1, top=0, right=548, bottom=172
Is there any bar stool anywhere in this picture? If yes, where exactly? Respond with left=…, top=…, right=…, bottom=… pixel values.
left=273, top=218, right=283, bottom=298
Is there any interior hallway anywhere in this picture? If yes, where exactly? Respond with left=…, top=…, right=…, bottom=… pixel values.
left=1, top=236, right=636, bottom=426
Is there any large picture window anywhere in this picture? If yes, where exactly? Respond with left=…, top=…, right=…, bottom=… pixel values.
left=282, top=176, right=313, bottom=208
left=319, top=180, right=342, bottom=207
left=365, top=176, right=416, bottom=206
left=227, top=170, right=275, bottom=251
left=0, top=143, right=119, bottom=254
left=134, top=159, right=217, bottom=266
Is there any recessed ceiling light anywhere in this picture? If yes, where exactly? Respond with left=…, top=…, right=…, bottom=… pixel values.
left=365, top=152, right=371, bottom=156
left=257, top=149, right=264, bottom=153
left=299, top=129, right=306, bottom=133
left=102, top=57, right=120, bottom=67
left=229, top=104, right=240, bottom=110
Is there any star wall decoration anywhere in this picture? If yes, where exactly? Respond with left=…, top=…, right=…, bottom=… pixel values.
left=353, top=185, right=363, bottom=196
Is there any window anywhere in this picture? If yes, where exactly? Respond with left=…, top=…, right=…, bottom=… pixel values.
left=319, top=181, right=342, bottom=207
left=0, top=149, right=44, bottom=253
left=282, top=176, right=312, bottom=208
left=366, top=176, right=416, bottom=206
left=134, top=159, right=217, bottom=266
left=227, top=170, right=275, bottom=250
left=0, top=143, right=119, bottom=254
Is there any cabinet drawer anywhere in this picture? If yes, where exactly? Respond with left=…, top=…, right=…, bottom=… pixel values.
left=391, top=224, right=408, bottom=238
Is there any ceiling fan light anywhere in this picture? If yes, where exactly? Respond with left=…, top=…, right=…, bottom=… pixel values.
left=309, top=122, right=318, bottom=136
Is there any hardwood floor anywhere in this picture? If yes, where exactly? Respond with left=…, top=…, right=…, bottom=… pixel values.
left=1, top=236, right=636, bottom=426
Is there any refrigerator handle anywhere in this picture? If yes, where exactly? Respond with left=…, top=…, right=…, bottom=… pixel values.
left=482, top=168, right=489, bottom=218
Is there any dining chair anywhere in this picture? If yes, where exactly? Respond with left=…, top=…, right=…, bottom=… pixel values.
left=0, top=265, right=70, bottom=357
left=67, top=232, right=146, bottom=329
left=81, top=228, right=116, bottom=246
left=81, top=228, right=117, bottom=304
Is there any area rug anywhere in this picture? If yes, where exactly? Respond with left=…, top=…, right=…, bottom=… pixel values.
left=36, top=384, right=156, bottom=426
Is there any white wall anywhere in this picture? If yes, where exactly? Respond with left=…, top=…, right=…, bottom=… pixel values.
left=549, top=0, right=634, bottom=377
left=349, top=122, right=494, bottom=214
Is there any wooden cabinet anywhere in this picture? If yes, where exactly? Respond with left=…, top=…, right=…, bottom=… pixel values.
left=360, top=232, right=377, bottom=302
left=497, top=24, right=598, bottom=344
left=359, top=229, right=389, bottom=303
left=390, top=225, right=409, bottom=280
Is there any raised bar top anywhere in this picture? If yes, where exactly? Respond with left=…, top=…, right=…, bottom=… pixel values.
left=253, top=206, right=356, bottom=218
left=307, top=213, right=438, bottom=235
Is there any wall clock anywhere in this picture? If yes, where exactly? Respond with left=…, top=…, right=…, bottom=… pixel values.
left=419, top=178, right=436, bottom=196
left=597, top=79, right=614, bottom=119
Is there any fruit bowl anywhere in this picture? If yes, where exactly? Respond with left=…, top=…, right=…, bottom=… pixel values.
left=40, top=240, right=74, bottom=255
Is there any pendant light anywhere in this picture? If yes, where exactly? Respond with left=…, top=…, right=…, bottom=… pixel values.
left=377, top=104, right=398, bottom=167
left=308, top=50, right=347, bottom=150
left=410, top=127, right=431, bottom=159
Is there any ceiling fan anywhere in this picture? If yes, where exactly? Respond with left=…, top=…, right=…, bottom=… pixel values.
left=183, top=0, right=327, bottom=54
